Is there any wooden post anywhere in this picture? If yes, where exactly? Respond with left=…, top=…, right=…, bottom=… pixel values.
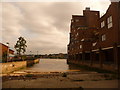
left=82, top=52, right=85, bottom=64
left=118, top=47, right=120, bottom=80
left=99, top=47, right=104, bottom=68
left=90, top=51, right=94, bottom=66
left=113, top=43, right=118, bottom=70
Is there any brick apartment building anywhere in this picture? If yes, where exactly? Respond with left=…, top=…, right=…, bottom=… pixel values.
left=0, top=43, right=14, bottom=62
left=67, top=2, right=120, bottom=72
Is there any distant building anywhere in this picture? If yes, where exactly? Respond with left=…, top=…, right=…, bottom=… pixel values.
left=39, top=53, right=67, bottom=59
left=0, top=43, right=14, bottom=62
left=67, top=2, right=120, bottom=72
left=57, top=53, right=67, bottom=59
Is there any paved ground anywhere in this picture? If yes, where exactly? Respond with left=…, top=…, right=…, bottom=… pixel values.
left=2, top=71, right=119, bottom=88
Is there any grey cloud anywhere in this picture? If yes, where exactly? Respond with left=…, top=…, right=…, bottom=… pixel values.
left=2, top=1, right=110, bottom=54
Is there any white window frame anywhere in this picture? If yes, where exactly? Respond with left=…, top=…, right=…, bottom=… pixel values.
left=80, top=45, right=82, bottom=49
left=92, top=42, right=97, bottom=46
left=76, top=19, right=79, bottom=22
left=81, top=38, right=85, bottom=42
left=101, top=21, right=105, bottom=28
left=102, top=34, right=106, bottom=41
left=77, top=27, right=80, bottom=30
left=107, top=16, right=113, bottom=29
left=76, top=33, right=79, bottom=36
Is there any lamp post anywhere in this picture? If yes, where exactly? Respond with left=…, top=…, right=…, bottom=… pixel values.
left=6, top=42, right=9, bottom=62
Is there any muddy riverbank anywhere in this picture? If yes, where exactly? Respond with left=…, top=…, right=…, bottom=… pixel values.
left=2, top=71, right=118, bottom=88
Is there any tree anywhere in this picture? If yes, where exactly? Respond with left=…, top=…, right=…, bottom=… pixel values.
left=14, top=37, right=27, bottom=56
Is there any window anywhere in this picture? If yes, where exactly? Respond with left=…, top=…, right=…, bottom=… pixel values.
left=72, top=25, right=74, bottom=29
left=72, top=29, right=75, bottom=32
left=76, top=33, right=79, bottom=36
left=77, top=27, right=80, bottom=30
left=107, top=16, right=113, bottom=29
left=77, top=27, right=87, bottom=30
left=80, top=45, right=82, bottom=49
left=101, top=21, right=105, bottom=28
left=81, top=39, right=85, bottom=42
left=92, top=42, right=97, bottom=46
left=102, top=34, right=106, bottom=41
left=71, top=19, right=74, bottom=22
left=84, top=27, right=87, bottom=30
left=75, top=19, right=79, bottom=22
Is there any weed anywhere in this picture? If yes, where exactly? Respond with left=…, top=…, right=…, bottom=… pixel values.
left=105, top=78, right=113, bottom=80
left=25, top=74, right=33, bottom=77
left=62, top=73, right=67, bottom=77
left=73, top=79, right=84, bottom=82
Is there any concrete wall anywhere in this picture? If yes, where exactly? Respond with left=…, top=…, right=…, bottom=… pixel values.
left=2, top=59, right=39, bottom=74
left=27, top=59, right=39, bottom=67
left=27, top=60, right=34, bottom=67
left=34, top=59, right=39, bottom=64
left=2, top=61, right=26, bottom=74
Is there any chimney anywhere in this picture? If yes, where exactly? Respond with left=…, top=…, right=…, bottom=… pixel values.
left=85, top=7, right=90, bottom=10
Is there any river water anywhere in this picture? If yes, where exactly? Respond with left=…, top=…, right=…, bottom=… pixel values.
left=23, top=59, right=86, bottom=72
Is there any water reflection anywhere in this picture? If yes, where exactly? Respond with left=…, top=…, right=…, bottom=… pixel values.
left=23, top=59, right=85, bottom=72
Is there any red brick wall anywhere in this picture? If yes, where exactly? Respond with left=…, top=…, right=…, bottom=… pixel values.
left=92, top=2, right=120, bottom=50
left=83, top=10, right=100, bottom=28
left=0, top=43, right=14, bottom=55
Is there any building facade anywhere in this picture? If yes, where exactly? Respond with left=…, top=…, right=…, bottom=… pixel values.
left=0, top=43, right=14, bottom=62
left=67, top=2, right=120, bottom=72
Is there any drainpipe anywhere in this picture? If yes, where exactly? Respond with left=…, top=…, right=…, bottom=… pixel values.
left=118, top=1, right=120, bottom=82
left=6, top=42, right=9, bottom=62
left=117, top=1, right=120, bottom=46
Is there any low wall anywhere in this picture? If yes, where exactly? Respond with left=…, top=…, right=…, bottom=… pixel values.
left=27, top=59, right=39, bottom=67
left=2, top=61, right=26, bottom=74
left=2, top=59, right=40, bottom=74
left=34, top=59, right=39, bottom=64
left=27, top=60, right=34, bottom=67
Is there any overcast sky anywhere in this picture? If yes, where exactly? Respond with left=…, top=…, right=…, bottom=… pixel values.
left=1, top=0, right=111, bottom=54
